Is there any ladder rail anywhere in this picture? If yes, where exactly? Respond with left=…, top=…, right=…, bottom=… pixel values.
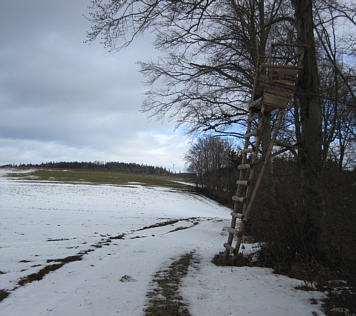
left=224, top=104, right=266, bottom=256
left=233, top=109, right=286, bottom=254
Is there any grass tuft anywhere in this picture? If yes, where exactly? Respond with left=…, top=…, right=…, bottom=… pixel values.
left=144, top=251, right=197, bottom=316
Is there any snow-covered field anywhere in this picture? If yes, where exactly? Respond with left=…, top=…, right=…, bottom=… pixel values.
left=0, top=169, right=325, bottom=315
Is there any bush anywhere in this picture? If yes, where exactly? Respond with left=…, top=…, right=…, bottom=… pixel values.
left=247, top=160, right=356, bottom=280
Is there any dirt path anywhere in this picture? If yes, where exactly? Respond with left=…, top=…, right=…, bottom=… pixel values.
left=144, top=251, right=198, bottom=316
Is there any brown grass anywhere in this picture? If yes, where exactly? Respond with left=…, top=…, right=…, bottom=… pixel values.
left=0, top=290, right=9, bottom=302
left=144, top=252, right=197, bottom=316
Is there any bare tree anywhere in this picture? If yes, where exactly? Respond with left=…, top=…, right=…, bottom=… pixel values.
left=314, top=0, right=356, bottom=169
left=87, top=0, right=355, bottom=259
left=87, top=0, right=295, bottom=140
left=185, top=135, right=235, bottom=191
left=319, top=59, right=356, bottom=168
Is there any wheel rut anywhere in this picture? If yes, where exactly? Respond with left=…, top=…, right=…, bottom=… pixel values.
left=0, top=217, right=206, bottom=302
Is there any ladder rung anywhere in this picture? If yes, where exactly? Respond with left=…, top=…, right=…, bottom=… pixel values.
left=261, top=63, right=303, bottom=70
left=271, top=42, right=310, bottom=48
left=225, top=227, right=239, bottom=235
left=244, top=131, right=257, bottom=139
left=238, top=164, right=251, bottom=170
left=236, top=180, right=248, bottom=186
left=243, top=148, right=254, bottom=154
left=232, top=195, right=244, bottom=202
left=231, top=212, right=243, bottom=219
left=224, top=243, right=235, bottom=252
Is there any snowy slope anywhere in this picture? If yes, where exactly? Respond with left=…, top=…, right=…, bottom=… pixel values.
left=0, top=169, right=324, bottom=315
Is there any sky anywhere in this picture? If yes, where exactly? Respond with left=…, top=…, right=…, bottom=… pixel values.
left=0, top=0, right=191, bottom=172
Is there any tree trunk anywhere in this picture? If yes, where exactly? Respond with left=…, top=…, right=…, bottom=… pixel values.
left=291, top=0, right=325, bottom=259
left=258, top=0, right=273, bottom=185
left=261, top=113, right=273, bottom=185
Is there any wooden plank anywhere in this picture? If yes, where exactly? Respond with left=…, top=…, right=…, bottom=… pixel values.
left=268, top=69, right=299, bottom=81
left=271, top=42, right=310, bottom=48
left=265, top=91, right=290, bottom=107
left=259, top=79, right=295, bottom=92
left=264, top=87, right=293, bottom=98
left=272, top=79, right=295, bottom=87
left=263, top=92, right=290, bottom=109
left=232, top=195, right=244, bottom=202
left=236, top=180, right=248, bottom=186
left=238, top=164, right=251, bottom=170
left=231, top=212, right=243, bottom=219
left=262, top=63, right=302, bottom=70
left=226, top=227, right=239, bottom=235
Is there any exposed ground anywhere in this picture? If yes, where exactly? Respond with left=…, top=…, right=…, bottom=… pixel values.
left=144, top=252, right=197, bottom=316
left=6, top=169, right=192, bottom=189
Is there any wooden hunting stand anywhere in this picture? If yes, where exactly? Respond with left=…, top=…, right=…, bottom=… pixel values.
left=224, top=43, right=306, bottom=258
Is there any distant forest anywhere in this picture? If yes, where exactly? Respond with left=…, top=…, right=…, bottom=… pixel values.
left=3, top=161, right=175, bottom=176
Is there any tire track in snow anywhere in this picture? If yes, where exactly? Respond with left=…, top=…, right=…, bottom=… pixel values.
left=0, top=217, right=206, bottom=302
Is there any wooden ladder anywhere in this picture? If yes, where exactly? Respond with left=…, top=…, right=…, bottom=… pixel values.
left=224, top=43, right=306, bottom=257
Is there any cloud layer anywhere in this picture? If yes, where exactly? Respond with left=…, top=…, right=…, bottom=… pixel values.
left=0, top=0, right=190, bottom=171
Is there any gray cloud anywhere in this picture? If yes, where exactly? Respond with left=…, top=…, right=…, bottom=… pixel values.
left=0, top=0, right=190, bottom=170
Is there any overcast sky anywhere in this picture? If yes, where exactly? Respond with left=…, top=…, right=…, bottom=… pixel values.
left=0, top=0, right=191, bottom=171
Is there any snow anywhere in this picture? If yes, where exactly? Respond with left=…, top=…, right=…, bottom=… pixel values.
left=0, top=169, right=325, bottom=315
left=170, top=180, right=196, bottom=187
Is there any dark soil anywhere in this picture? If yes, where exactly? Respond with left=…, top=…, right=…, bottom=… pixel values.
left=166, top=222, right=199, bottom=234
left=47, top=238, right=71, bottom=242
left=130, top=236, right=147, bottom=239
left=136, top=219, right=181, bottom=231
left=212, top=252, right=254, bottom=267
left=137, top=218, right=200, bottom=232
left=17, top=263, right=66, bottom=286
left=322, top=285, right=356, bottom=316
left=144, top=251, right=198, bottom=316
left=110, top=233, right=125, bottom=240
left=46, top=255, right=83, bottom=264
left=0, top=290, right=9, bottom=302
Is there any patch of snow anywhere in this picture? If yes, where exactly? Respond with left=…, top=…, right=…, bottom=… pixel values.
left=171, top=180, right=195, bottom=186
left=182, top=262, right=325, bottom=316
left=0, top=169, right=325, bottom=316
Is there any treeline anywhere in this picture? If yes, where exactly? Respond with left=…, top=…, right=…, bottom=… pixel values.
left=5, top=161, right=173, bottom=176
left=185, top=136, right=241, bottom=205
left=186, top=135, right=356, bottom=278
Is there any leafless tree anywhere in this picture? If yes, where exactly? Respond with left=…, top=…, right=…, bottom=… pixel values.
left=319, top=59, right=356, bottom=168
left=185, top=135, right=235, bottom=191
left=88, top=0, right=295, bottom=140
left=87, top=0, right=356, bottom=259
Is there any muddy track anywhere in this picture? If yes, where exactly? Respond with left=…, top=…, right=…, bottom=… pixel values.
left=136, top=217, right=200, bottom=232
left=144, top=251, right=198, bottom=316
left=0, top=217, right=205, bottom=302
